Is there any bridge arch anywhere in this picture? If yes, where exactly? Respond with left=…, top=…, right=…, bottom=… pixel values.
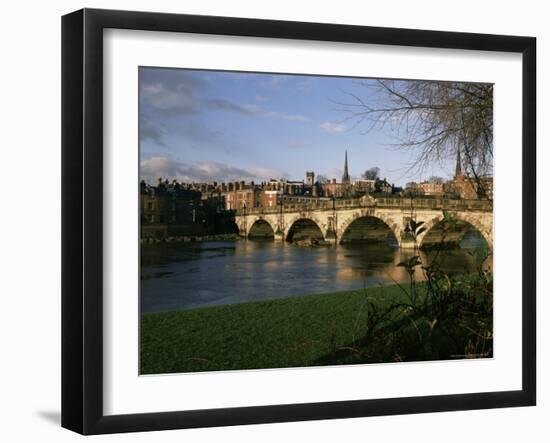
left=337, top=214, right=400, bottom=246
left=419, top=212, right=492, bottom=249
left=285, top=217, right=325, bottom=243
left=247, top=217, right=276, bottom=239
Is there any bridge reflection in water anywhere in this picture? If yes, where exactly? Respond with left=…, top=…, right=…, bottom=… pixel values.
left=140, top=232, right=490, bottom=313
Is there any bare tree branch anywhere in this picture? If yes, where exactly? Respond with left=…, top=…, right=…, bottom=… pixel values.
left=337, top=80, right=493, bottom=183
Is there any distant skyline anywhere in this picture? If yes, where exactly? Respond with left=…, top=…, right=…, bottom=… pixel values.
left=139, top=67, right=456, bottom=186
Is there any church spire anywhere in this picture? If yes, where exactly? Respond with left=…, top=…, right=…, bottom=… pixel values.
left=342, top=150, right=350, bottom=183
left=455, top=146, right=463, bottom=178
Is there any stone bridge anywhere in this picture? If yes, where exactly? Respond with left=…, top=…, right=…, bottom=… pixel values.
left=235, top=195, right=493, bottom=249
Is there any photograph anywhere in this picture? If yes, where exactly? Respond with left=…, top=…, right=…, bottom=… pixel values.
left=139, top=67, right=494, bottom=375
left=0, top=0, right=544, bottom=440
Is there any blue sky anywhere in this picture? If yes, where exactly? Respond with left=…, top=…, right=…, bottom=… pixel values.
left=139, top=67, right=455, bottom=186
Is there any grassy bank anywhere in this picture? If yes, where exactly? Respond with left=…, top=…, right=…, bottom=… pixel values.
left=141, top=284, right=419, bottom=374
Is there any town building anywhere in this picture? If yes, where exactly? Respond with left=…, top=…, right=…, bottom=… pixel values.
left=409, top=181, right=446, bottom=196
left=140, top=148, right=492, bottom=239
left=402, top=148, right=492, bottom=200
left=261, top=190, right=282, bottom=208
left=341, top=150, right=350, bottom=184
left=351, top=179, right=376, bottom=195
left=318, top=151, right=355, bottom=198
left=376, top=178, right=394, bottom=195
left=450, top=148, right=493, bottom=200
left=140, top=178, right=235, bottom=239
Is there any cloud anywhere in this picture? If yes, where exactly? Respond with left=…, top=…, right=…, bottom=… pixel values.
left=320, top=122, right=346, bottom=134
left=140, top=156, right=287, bottom=184
left=204, top=98, right=257, bottom=115
left=242, top=104, right=309, bottom=121
left=139, top=113, right=227, bottom=151
left=141, top=79, right=255, bottom=116
left=264, top=111, right=309, bottom=122
left=140, top=72, right=205, bottom=114
left=140, top=70, right=255, bottom=117
left=140, top=70, right=309, bottom=122
left=139, top=69, right=310, bottom=149
left=259, top=75, right=292, bottom=89
left=140, top=117, right=165, bottom=145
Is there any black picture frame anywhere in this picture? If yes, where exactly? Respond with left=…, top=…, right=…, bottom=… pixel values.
left=61, top=8, right=536, bottom=435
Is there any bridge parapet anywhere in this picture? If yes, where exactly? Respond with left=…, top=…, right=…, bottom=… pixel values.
left=235, top=197, right=492, bottom=216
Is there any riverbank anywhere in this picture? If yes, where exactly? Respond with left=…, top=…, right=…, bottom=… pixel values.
left=141, top=283, right=416, bottom=374
left=140, top=234, right=332, bottom=246
left=141, top=232, right=241, bottom=244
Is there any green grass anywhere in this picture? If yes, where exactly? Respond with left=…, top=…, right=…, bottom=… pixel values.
left=140, top=284, right=412, bottom=374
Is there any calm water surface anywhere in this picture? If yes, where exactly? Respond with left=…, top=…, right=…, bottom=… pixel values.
left=141, top=235, right=490, bottom=313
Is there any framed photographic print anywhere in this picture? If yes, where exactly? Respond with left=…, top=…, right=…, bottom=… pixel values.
left=61, top=8, right=536, bottom=435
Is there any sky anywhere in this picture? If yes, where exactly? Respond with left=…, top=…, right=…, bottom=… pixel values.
left=139, top=67, right=456, bottom=187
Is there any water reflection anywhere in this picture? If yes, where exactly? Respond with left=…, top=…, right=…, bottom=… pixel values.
left=141, top=237, right=490, bottom=313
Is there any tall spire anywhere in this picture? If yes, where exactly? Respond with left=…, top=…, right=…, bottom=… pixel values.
left=455, top=147, right=462, bottom=178
left=342, top=150, right=350, bottom=183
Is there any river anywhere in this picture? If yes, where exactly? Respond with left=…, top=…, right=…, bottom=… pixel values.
left=140, top=233, right=490, bottom=313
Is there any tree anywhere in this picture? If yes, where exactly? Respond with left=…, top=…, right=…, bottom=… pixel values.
left=362, top=166, right=380, bottom=180
left=338, top=80, right=493, bottom=195
left=316, top=174, right=329, bottom=184
left=428, top=176, right=444, bottom=184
